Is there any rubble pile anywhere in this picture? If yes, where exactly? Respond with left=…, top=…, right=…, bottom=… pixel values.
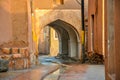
left=87, top=53, right=104, bottom=64
left=55, top=54, right=81, bottom=64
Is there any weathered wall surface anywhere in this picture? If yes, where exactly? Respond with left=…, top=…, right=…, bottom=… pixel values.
left=84, top=0, right=88, bottom=18
left=34, top=9, right=81, bottom=55
left=33, top=0, right=81, bottom=9
left=31, top=0, right=88, bottom=56
left=11, top=0, right=28, bottom=44
left=105, top=0, right=120, bottom=80
left=0, top=0, right=12, bottom=45
left=88, top=0, right=103, bottom=55
left=50, top=28, right=59, bottom=56
left=105, top=0, right=116, bottom=80
left=0, top=0, right=29, bottom=47
left=114, top=0, right=120, bottom=79
left=107, top=0, right=115, bottom=76
left=33, top=0, right=88, bottom=16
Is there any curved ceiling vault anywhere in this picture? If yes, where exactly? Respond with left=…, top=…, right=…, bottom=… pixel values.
left=47, top=19, right=80, bottom=58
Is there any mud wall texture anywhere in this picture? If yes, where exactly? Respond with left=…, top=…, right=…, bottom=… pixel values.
left=106, top=0, right=115, bottom=77
left=33, top=0, right=88, bottom=16
left=88, top=0, right=103, bottom=55
left=105, top=0, right=120, bottom=80
left=114, top=0, right=120, bottom=79
left=34, top=9, right=82, bottom=57
left=11, top=0, right=28, bottom=44
left=33, top=0, right=81, bottom=9
left=0, top=0, right=29, bottom=47
left=50, top=28, right=59, bottom=56
left=31, top=0, right=88, bottom=58
left=0, top=0, right=12, bottom=45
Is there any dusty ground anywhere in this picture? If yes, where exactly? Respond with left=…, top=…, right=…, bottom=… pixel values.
left=58, top=64, right=105, bottom=80
left=0, top=64, right=59, bottom=80
left=41, top=56, right=105, bottom=80
left=0, top=56, right=105, bottom=80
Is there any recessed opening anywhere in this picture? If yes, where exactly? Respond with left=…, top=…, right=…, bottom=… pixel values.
left=91, top=15, right=94, bottom=51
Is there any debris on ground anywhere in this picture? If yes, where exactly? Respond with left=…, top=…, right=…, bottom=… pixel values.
left=55, top=54, right=81, bottom=64
left=50, top=61, right=72, bottom=67
left=86, top=53, right=104, bottom=64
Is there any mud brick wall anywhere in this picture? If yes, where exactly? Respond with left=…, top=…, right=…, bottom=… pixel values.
left=0, top=47, right=30, bottom=70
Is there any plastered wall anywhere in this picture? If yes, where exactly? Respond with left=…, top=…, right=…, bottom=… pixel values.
left=88, top=0, right=103, bottom=55
left=0, top=0, right=12, bottom=45
left=0, top=0, right=29, bottom=47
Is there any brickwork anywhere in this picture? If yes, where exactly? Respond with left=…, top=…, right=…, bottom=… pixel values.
left=0, top=47, right=30, bottom=70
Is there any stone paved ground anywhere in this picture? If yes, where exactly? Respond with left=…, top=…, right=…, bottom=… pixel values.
left=0, top=64, right=59, bottom=80
left=40, top=56, right=105, bottom=80
left=0, top=56, right=105, bottom=80
left=0, top=55, right=59, bottom=80
left=58, top=64, right=105, bottom=80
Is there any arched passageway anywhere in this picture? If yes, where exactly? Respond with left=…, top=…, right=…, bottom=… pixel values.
left=39, top=19, right=80, bottom=58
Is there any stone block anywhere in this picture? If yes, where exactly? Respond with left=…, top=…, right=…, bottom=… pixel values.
left=0, top=55, right=12, bottom=60
left=20, top=48, right=26, bottom=57
left=1, top=48, right=11, bottom=54
left=19, top=48, right=25, bottom=53
left=23, top=58, right=30, bottom=69
left=25, top=50, right=29, bottom=58
left=0, top=59, right=9, bottom=72
left=9, top=60, right=14, bottom=70
left=12, top=54, right=22, bottom=59
left=20, top=48, right=29, bottom=57
left=12, top=48, right=18, bottom=54
left=14, top=59, right=24, bottom=70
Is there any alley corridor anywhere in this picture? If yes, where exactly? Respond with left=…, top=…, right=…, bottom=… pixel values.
left=0, top=0, right=120, bottom=80
left=0, top=56, right=105, bottom=80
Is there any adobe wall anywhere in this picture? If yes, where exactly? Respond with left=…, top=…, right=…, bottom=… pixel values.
left=107, top=0, right=115, bottom=75
left=88, top=0, right=103, bottom=55
left=0, top=0, right=35, bottom=65
left=50, top=28, right=59, bottom=56
left=0, top=0, right=29, bottom=47
left=34, top=9, right=82, bottom=58
left=0, top=0, right=12, bottom=45
left=105, top=0, right=120, bottom=80
left=33, top=0, right=81, bottom=9
left=11, top=0, right=28, bottom=44
left=114, top=0, right=120, bottom=79
left=31, top=0, right=88, bottom=57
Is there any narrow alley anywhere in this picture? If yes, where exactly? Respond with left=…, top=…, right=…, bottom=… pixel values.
left=0, top=0, right=120, bottom=80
